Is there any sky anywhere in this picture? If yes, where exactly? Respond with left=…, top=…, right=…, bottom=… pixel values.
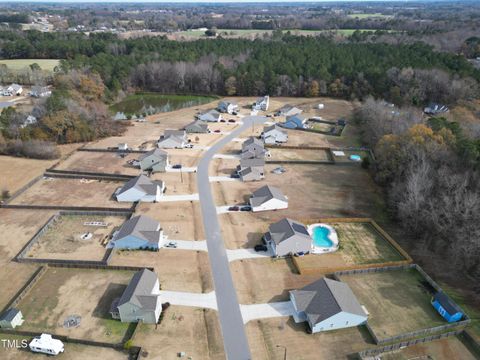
left=4, top=0, right=424, bottom=3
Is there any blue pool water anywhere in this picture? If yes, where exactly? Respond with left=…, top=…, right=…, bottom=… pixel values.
left=312, top=226, right=334, bottom=248
left=350, top=154, right=362, bottom=162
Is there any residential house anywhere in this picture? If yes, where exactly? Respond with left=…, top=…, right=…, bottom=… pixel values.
left=424, top=103, right=449, bottom=116
left=110, top=269, right=162, bottom=324
left=431, top=292, right=464, bottom=323
left=197, top=109, right=222, bottom=122
left=249, top=185, right=288, bottom=212
left=157, top=129, right=187, bottom=149
left=21, top=115, right=37, bottom=128
left=261, top=124, right=288, bottom=144
left=241, top=137, right=266, bottom=159
left=281, top=114, right=307, bottom=129
left=290, top=277, right=368, bottom=333
left=115, top=175, right=165, bottom=202
left=184, top=120, right=209, bottom=134
left=0, top=308, right=24, bottom=329
left=238, top=166, right=264, bottom=182
left=3, top=84, right=23, bottom=96
left=253, top=95, right=269, bottom=111
left=138, top=149, right=169, bottom=173
left=113, top=112, right=128, bottom=121
left=264, top=218, right=312, bottom=257
left=275, top=105, right=302, bottom=117
left=111, top=215, right=164, bottom=250
left=30, top=86, right=51, bottom=98
left=217, top=100, right=239, bottom=114
left=239, top=157, right=265, bottom=169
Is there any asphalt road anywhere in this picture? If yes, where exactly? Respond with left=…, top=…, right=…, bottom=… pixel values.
left=197, top=116, right=266, bottom=360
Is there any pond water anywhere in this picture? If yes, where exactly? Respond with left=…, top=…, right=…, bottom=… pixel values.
left=110, top=93, right=217, bottom=116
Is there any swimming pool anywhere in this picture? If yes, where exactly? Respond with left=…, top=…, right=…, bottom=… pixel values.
left=307, top=223, right=339, bottom=254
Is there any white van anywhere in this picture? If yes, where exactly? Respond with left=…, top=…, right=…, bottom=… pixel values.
left=29, top=334, right=64, bottom=355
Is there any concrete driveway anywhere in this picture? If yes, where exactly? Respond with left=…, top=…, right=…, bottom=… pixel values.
left=226, top=248, right=273, bottom=262
left=213, top=153, right=241, bottom=159
left=165, top=165, right=198, bottom=173
left=197, top=115, right=267, bottom=360
left=158, top=194, right=199, bottom=202
left=162, top=239, right=208, bottom=252
left=208, top=176, right=240, bottom=182
left=240, top=301, right=295, bottom=324
left=160, top=290, right=218, bottom=310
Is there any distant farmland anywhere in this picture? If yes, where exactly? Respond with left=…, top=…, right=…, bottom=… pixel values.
left=0, top=59, right=60, bottom=72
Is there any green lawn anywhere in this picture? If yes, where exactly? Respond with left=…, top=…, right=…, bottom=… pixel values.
left=340, top=268, right=449, bottom=341
left=0, top=59, right=60, bottom=72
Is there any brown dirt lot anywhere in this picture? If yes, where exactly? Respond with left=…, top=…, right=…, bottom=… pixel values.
left=339, top=268, right=446, bottom=342
left=212, top=163, right=385, bottom=220
left=0, top=335, right=130, bottom=360
left=136, top=201, right=204, bottom=240
left=133, top=306, right=225, bottom=360
left=378, top=335, right=479, bottom=360
left=268, top=147, right=331, bottom=161
left=55, top=151, right=141, bottom=175
left=10, top=178, right=130, bottom=208
left=230, top=258, right=320, bottom=304
left=25, top=215, right=125, bottom=261
left=152, top=171, right=198, bottom=195
left=16, top=267, right=135, bottom=343
left=247, top=318, right=371, bottom=360
left=0, top=144, right=80, bottom=195
left=219, top=212, right=271, bottom=249
left=167, top=149, right=203, bottom=167
left=109, top=250, right=213, bottom=293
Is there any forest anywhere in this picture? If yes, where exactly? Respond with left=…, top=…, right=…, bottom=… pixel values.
left=0, top=30, right=479, bottom=105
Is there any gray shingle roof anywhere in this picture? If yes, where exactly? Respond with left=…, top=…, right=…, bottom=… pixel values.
left=268, top=218, right=310, bottom=245
left=115, top=215, right=161, bottom=245
left=118, top=175, right=163, bottom=197
left=240, top=157, right=265, bottom=168
left=118, top=269, right=159, bottom=311
left=242, top=136, right=264, bottom=149
left=138, top=148, right=168, bottom=161
left=291, top=278, right=366, bottom=326
left=0, top=308, right=20, bottom=322
left=250, top=185, right=287, bottom=207
left=185, top=120, right=208, bottom=132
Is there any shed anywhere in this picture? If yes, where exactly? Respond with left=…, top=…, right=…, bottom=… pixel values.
left=0, top=308, right=24, bottom=329
left=431, top=292, right=463, bottom=323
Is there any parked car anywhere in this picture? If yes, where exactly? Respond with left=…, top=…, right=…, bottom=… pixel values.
left=220, top=119, right=226, bottom=123
left=240, top=206, right=252, bottom=212
left=294, top=251, right=307, bottom=257
left=214, top=129, right=221, bottom=133
left=228, top=119, right=236, bottom=123
left=230, top=173, right=240, bottom=178
left=254, top=244, right=268, bottom=252
left=165, top=241, right=177, bottom=248
left=228, top=206, right=240, bottom=211
left=172, top=164, right=182, bottom=169
left=185, top=143, right=194, bottom=148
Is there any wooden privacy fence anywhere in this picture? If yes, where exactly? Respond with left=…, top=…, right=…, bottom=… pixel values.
left=44, top=169, right=135, bottom=181
left=1, top=204, right=134, bottom=212
left=291, top=218, right=412, bottom=275
left=357, top=329, right=465, bottom=358
left=334, top=264, right=471, bottom=345
left=77, top=148, right=148, bottom=154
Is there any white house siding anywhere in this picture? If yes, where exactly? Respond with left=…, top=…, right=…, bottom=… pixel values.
left=116, top=188, right=147, bottom=202
left=157, top=138, right=184, bottom=149
left=275, top=237, right=311, bottom=257
left=310, top=312, right=367, bottom=333
left=251, top=198, right=288, bottom=212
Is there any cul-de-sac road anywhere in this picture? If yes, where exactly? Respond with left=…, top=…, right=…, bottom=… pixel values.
left=197, top=116, right=266, bottom=360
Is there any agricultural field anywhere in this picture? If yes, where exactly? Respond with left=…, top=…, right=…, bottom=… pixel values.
left=9, top=177, right=130, bottom=209
left=0, top=59, right=60, bottom=72
left=294, top=221, right=406, bottom=274
left=339, top=268, right=447, bottom=342
left=347, top=13, right=392, bottom=19
left=133, top=306, right=225, bottom=360
left=25, top=214, right=125, bottom=261
left=16, top=267, right=135, bottom=343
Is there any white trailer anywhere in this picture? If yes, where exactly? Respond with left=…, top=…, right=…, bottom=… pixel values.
left=29, top=334, right=64, bottom=355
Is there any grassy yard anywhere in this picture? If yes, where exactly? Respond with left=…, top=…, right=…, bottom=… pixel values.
left=340, top=268, right=448, bottom=341
left=0, top=59, right=60, bottom=72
